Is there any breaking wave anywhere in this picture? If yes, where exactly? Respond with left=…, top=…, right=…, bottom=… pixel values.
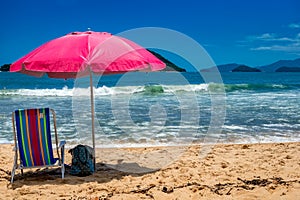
left=0, top=83, right=298, bottom=97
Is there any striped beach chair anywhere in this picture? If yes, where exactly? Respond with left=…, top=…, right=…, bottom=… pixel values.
left=11, top=108, right=66, bottom=183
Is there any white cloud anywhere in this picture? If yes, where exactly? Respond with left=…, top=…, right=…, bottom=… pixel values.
left=258, top=33, right=275, bottom=39
left=275, top=37, right=296, bottom=42
left=251, top=46, right=271, bottom=50
left=246, top=32, right=300, bottom=54
left=247, top=33, right=275, bottom=41
left=289, top=23, right=300, bottom=29
left=251, top=44, right=300, bottom=52
left=250, top=33, right=297, bottom=42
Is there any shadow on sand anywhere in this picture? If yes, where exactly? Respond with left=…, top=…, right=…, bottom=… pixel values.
left=8, top=162, right=159, bottom=189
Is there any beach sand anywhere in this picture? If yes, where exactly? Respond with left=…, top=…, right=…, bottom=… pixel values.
left=0, top=142, right=299, bottom=199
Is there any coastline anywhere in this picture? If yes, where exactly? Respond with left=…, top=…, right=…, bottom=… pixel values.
left=0, top=142, right=299, bottom=199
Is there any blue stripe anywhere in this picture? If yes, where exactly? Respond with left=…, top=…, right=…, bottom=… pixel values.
left=15, top=110, right=26, bottom=166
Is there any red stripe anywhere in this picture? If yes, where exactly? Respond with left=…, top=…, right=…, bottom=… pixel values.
left=28, top=109, right=42, bottom=166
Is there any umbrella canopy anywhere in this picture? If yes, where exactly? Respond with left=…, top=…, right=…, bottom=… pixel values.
left=11, top=31, right=165, bottom=77
left=10, top=31, right=166, bottom=168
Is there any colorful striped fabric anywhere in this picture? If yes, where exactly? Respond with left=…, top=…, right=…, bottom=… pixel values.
left=14, top=108, right=57, bottom=167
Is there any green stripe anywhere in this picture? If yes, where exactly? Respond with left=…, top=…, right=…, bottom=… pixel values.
left=19, top=110, right=29, bottom=167
left=42, top=108, right=51, bottom=164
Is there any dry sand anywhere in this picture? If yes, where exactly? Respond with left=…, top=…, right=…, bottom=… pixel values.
left=0, top=142, right=299, bottom=199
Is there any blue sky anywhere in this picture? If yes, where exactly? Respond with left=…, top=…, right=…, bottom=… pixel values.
left=1, top=0, right=299, bottom=71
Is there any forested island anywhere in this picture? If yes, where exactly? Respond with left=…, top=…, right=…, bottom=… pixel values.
left=231, top=65, right=261, bottom=72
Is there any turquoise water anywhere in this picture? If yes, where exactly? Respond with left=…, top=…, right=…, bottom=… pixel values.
left=0, top=72, right=299, bottom=147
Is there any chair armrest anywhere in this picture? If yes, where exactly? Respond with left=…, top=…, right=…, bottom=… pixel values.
left=58, top=140, right=66, bottom=148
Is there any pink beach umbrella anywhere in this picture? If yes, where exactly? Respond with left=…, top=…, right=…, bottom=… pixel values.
left=10, top=31, right=166, bottom=165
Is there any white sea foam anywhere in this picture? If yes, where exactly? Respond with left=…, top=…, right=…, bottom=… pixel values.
left=222, top=125, right=248, bottom=130
left=262, top=123, right=296, bottom=128
left=8, top=82, right=288, bottom=97
left=0, top=86, right=73, bottom=97
left=0, top=84, right=213, bottom=97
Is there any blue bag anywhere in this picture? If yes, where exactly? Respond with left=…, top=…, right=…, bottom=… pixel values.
left=69, top=145, right=94, bottom=176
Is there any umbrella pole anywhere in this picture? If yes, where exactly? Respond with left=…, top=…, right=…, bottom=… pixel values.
left=89, top=70, right=96, bottom=170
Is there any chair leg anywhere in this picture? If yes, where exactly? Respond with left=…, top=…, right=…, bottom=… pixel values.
left=11, top=165, right=16, bottom=183
left=61, top=144, right=65, bottom=179
left=11, top=151, right=18, bottom=183
left=62, top=163, right=65, bottom=179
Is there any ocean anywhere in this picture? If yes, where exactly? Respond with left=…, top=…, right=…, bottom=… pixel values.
left=0, top=72, right=299, bottom=147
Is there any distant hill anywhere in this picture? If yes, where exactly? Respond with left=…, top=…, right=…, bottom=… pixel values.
left=201, top=63, right=261, bottom=72
left=232, top=65, right=261, bottom=72
left=0, top=51, right=186, bottom=72
left=275, top=67, right=300, bottom=72
left=258, top=58, right=300, bottom=72
left=200, top=58, right=300, bottom=72
left=200, top=63, right=240, bottom=72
